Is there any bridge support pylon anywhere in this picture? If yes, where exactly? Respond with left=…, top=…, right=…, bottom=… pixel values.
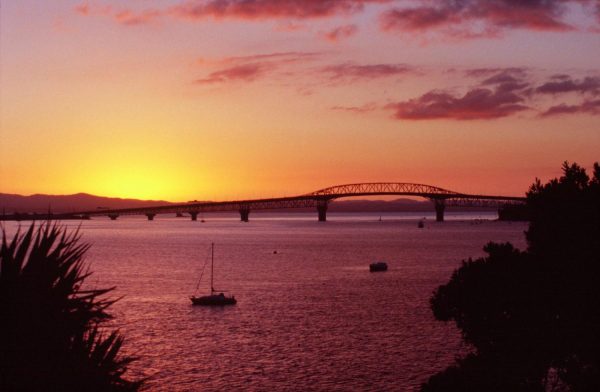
left=108, top=214, right=119, bottom=221
left=317, top=200, right=328, bottom=222
left=239, top=206, right=250, bottom=222
left=190, top=211, right=198, bottom=221
left=146, top=213, right=156, bottom=221
left=434, top=199, right=446, bottom=222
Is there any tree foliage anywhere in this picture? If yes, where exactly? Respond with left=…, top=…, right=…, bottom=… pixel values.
left=0, top=222, right=142, bottom=391
left=422, top=162, right=600, bottom=391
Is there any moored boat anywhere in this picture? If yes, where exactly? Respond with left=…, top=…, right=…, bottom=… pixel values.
left=191, top=292, right=236, bottom=306
left=369, top=262, right=388, bottom=272
left=190, top=243, right=237, bottom=306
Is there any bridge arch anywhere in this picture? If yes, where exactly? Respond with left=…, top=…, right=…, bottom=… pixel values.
left=307, top=182, right=462, bottom=199
left=305, top=183, right=465, bottom=222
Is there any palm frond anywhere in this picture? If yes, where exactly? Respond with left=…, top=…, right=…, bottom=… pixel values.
left=0, top=221, right=142, bottom=391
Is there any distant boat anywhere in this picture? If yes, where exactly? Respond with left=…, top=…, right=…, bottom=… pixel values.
left=369, top=262, right=388, bottom=272
left=190, top=243, right=237, bottom=306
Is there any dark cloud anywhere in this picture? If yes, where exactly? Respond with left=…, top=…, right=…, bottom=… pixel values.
left=481, top=69, right=527, bottom=85
left=322, top=63, right=415, bottom=81
left=541, top=99, right=600, bottom=116
left=381, top=69, right=600, bottom=120
left=464, top=67, right=527, bottom=78
left=382, top=68, right=532, bottom=121
left=536, top=76, right=600, bottom=95
left=385, top=87, right=529, bottom=120
left=479, top=69, right=533, bottom=95
left=381, top=0, right=586, bottom=38
left=549, top=74, right=571, bottom=81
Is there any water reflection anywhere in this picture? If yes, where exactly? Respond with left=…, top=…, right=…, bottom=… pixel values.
left=3, top=214, right=526, bottom=391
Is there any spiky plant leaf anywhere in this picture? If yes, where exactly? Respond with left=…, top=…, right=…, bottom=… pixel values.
left=0, top=222, right=142, bottom=391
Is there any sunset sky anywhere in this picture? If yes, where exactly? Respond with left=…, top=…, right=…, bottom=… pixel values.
left=1, top=0, right=599, bottom=201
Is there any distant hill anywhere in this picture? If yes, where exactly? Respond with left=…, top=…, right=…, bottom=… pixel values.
left=0, top=192, right=490, bottom=214
left=0, top=193, right=174, bottom=214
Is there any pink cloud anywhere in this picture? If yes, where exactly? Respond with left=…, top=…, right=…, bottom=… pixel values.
left=274, top=21, right=307, bottom=32
left=331, top=102, right=378, bottom=113
left=195, top=55, right=417, bottom=88
left=76, top=0, right=390, bottom=26
left=382, top=6, right=458, bottom=31
left=380, top=0, right=584, bottom=39
left=171, top=0, right=388, bottom=21
left=220, top=51, right=321, bottom=65
left=114, top=10, right=162, bottom=26
left=323, top=24, right=359, bottom=42
left=73, top=3, right=161, bottom=26
left=193, top=51, right=321, bottom=84
left=194, top=63, right=266, bottom=84
left=75, top=4, right=90, bottom=16
left=479, top=1, right=574, bottom=31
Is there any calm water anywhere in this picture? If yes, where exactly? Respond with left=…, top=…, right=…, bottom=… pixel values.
left=5, top=213, right=528, bottom=391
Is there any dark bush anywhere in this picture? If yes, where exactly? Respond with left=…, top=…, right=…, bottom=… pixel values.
left=422, top=162, right=600, bottom=391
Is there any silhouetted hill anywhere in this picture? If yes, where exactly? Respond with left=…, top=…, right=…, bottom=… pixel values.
left=0, top=193, right=173, bottom=213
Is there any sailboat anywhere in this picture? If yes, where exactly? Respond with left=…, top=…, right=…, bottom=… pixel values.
left=190, top=243, right=237, bottom=306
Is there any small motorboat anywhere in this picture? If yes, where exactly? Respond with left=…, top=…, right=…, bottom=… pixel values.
left=369, top=262, right=388, bottom=272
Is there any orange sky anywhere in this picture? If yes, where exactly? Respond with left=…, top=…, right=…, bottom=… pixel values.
left=1, top=1, right=599, bottom=201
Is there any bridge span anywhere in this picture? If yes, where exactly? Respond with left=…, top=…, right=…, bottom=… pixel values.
left=72, top=183, right=525, bottom=222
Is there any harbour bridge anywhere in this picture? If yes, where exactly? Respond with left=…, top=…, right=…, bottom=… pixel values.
left=71, top=182, right=525, bottom=222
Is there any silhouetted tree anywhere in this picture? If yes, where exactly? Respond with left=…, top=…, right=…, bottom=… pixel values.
left=422, top=162, right=600, bottom=391
left=0, top=222, right=142, bottom=391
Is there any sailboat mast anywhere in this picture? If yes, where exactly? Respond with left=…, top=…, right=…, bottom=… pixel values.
left=211, top=242, right=214, bottom=294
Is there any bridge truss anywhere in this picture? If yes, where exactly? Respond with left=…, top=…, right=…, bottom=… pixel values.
left=308, top=182, right=459, bottom=198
